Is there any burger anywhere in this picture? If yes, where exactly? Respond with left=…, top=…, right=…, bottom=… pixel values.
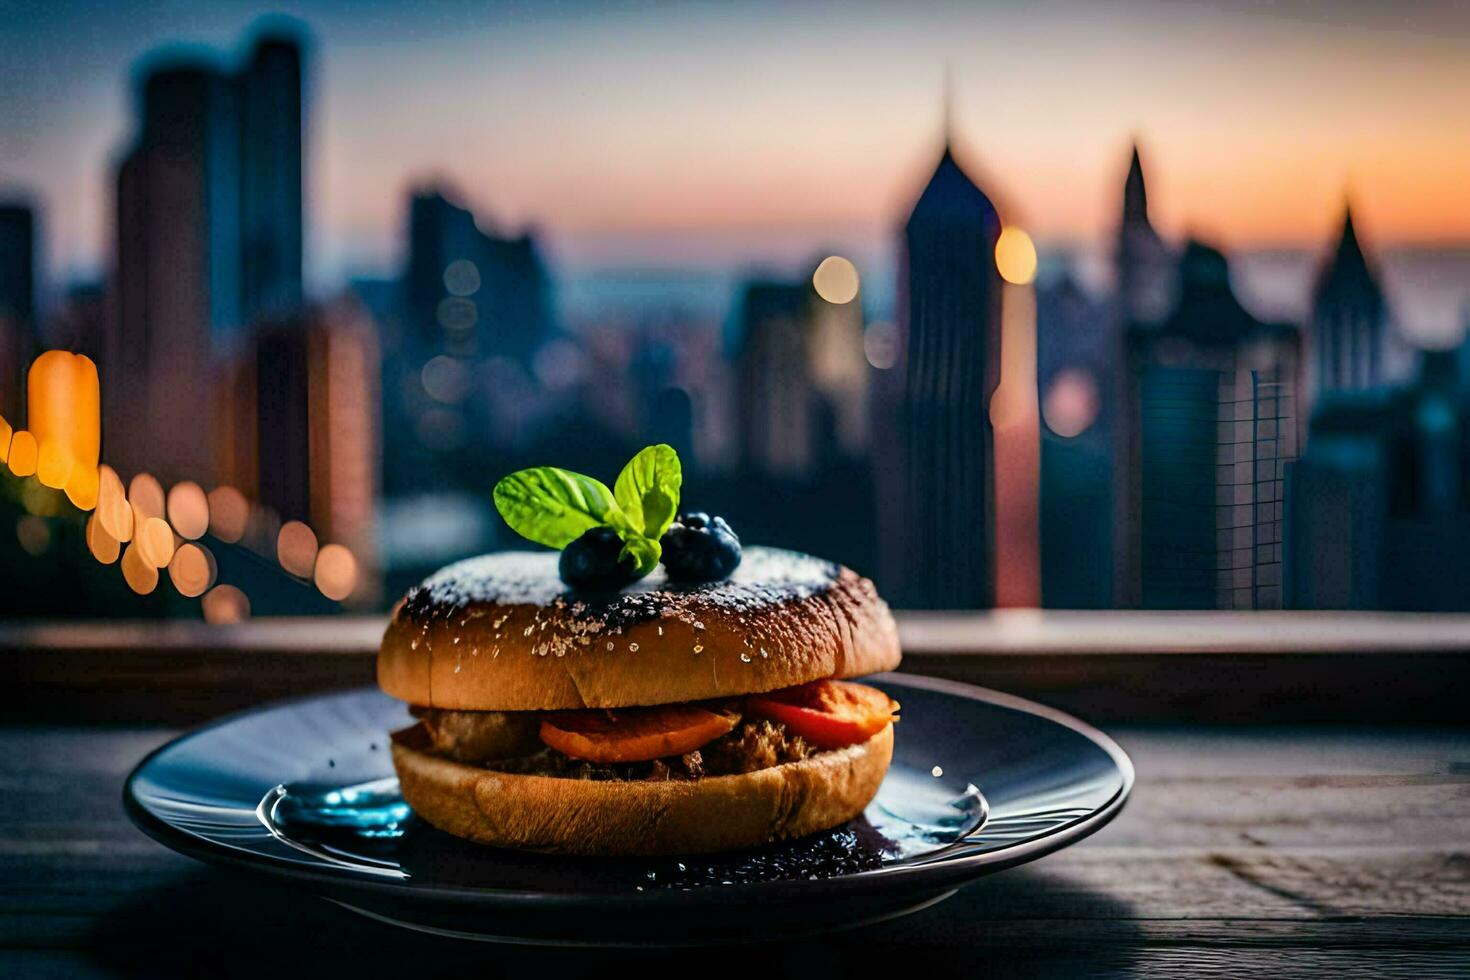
left=378, top=447, right=901, bottom=856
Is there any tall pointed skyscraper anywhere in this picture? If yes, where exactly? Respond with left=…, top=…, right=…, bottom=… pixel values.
left=1116, top=143, right=1173, bottom=326
left=1311, top=205, right=1385, bottom=396
left=877, top=143, right=1004, bottom=608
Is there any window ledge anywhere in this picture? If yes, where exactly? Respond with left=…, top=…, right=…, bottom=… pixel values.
left=5, top=612, right=1468, bottom=724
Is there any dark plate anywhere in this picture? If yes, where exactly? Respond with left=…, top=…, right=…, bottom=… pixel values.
left=124, top=673, right=1133, bottom=945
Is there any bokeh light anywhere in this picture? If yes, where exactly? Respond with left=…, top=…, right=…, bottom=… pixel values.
left=313, top=543, right=359, bottom=601
left=996, top=227, right=1038, bottom=286
left=436, top=297, right=478, bottom=333
left=16, top=515, right=50, bottom=556
left=8, top=431, right=38, bottom=477
left=202, top=584, right=250, bottom=624
left=65, top=464, right=100, bottom=511
left=35, top=441, right=73, bottom=490
left=28, top=351, right=100, bottom=491
left=420, top=355, right=470, bottom=404
left=207, top=485, right=248, bottom=543
left=86, top=512, right=120, bottom=564
left=1042, top=368, right=1101, bottom=438
left=168, top=542, right=214, bottom=597
left=128, top=473, right=165, bottom=521
left=863, top=321, right=899, bottom=370
left=0, top=415, right=11, bottom=462
left=120, top=542, right=159, bottom=595
left=277, top=520, right=318, bottom=577
left=166, top=481, right=210, bottom=539
left=97, top=465, right=133, bottom=542
left=442, top=259, right=481, bottom=297
left=532, top=339, right=586, bottom=391
left=137, top=516, right=176, bottom=568
left=812, top=256, right=860, bottom=305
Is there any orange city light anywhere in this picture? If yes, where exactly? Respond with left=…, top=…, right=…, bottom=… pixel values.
left=995, top=227, right=1038, bottom=286
left=167, top=481, right=210, bottom=540
left=2, top=346, right=354, bottom=615
left=277, top=520, right=318, bottom=577
left=27, top=351, right=101, bottom=506
left=96, top=465, right=134, bottom=542
left=8, top=431, right=38, bottom=477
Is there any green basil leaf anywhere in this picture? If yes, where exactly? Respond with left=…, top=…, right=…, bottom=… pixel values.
left=493, top=467, right=626, bottom=549
left=618, top=533, right=661, bottom=578
left=612, top=444, right=682, bottom=539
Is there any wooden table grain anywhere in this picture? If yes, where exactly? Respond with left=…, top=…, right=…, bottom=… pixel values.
left=2, top=722, right=1466, bottom=977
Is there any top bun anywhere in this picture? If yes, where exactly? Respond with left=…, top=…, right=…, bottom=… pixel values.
left=378, top=547, right=900, bottom=711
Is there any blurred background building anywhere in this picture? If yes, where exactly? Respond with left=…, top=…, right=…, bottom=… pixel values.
left=2, top=8, right=1470, bottom=618
left=0, top=203, right=38, bottom=423
left=1115, top=241, right=1299, bottom=609
left=1307, top=207, right=1387, bottom=414
left=877, top=143, right=1003, bottom=609
left=106, top=26, right=305, bottom=486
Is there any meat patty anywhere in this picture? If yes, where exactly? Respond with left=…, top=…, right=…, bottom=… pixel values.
left=410, top=706, right=815, bottom=781
left=701, top=719, right=814, bottom=775
left=410, top=705, right=541, bottom=763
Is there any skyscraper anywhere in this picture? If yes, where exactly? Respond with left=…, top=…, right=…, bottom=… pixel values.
left=1310, top=205, right=1386, bottom=400
left=1036, top=144, right=1171, bottom=609
left=403, top=188, right=554, bottom=365
left=734, top=266, right=868, bottom=480
left=1116, top=145, right=1174, bottom=327
left=107, top=27, right=306, bottom=483
left=1115, top=242, right=1300, bottom=609
left=734, top=280, right=808, bottom=478
left=238, top=29, right=305, bottom=324
left=215, top=298, right=380, bottom=600
left=878, top=144, right=1004, bottom=608
left=110, top=60, right=229, bottom=483
left=1287, top=348, right=1470, bottom=611
left=0, top=203, right=37, bottom=422
left=1037, top=273, right=1114, bottom=609
left=384, top=186, right=557, bottom=494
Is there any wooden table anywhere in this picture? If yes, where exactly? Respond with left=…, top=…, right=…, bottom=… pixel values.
left=4, top=721, right=1467, bottom=976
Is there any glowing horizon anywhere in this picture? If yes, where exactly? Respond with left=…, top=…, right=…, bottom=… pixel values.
left=4, top=0, right=1469, bottom=286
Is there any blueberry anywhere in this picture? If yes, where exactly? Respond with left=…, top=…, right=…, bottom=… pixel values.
left=560, top=526, right=639, bottom=590
left=661, top=513, right=741, bottom=583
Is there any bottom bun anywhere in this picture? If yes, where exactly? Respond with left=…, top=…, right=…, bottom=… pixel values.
left=390, top=723, right=894, bottom=856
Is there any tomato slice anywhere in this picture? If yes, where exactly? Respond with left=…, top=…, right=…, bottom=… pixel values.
left=745, top=679, right=899, bottom=749
left=539, top=703, right=739, bottom=764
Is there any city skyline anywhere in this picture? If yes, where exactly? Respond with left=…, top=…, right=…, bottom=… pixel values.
left=5, top=1, right=1470, bottom=299
left=3, top=10, right=1470, bottom=619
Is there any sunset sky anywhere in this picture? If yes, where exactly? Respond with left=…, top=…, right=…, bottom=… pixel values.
left=4, top=0, right=1469, bottom=290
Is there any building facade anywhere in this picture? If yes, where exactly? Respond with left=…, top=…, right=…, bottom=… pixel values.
left=385, top=186, right=557, bottom=495
left=878, top=144, right=1004, bottom=608
left=1310, top=206, right=1386, bottom=406
left=107, top=29, right=305, bottom=484
left=1288, top=348, right=1470, bottom=611
left=1116, top=242, right=1300, bottom=609
left=0, top=204, right=37, bottom=422
left=734, top=267, right=867, bottom=481
left=1116, top=145, right=1175, bottom=328
left=215, top=299, right=380, bottom=600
